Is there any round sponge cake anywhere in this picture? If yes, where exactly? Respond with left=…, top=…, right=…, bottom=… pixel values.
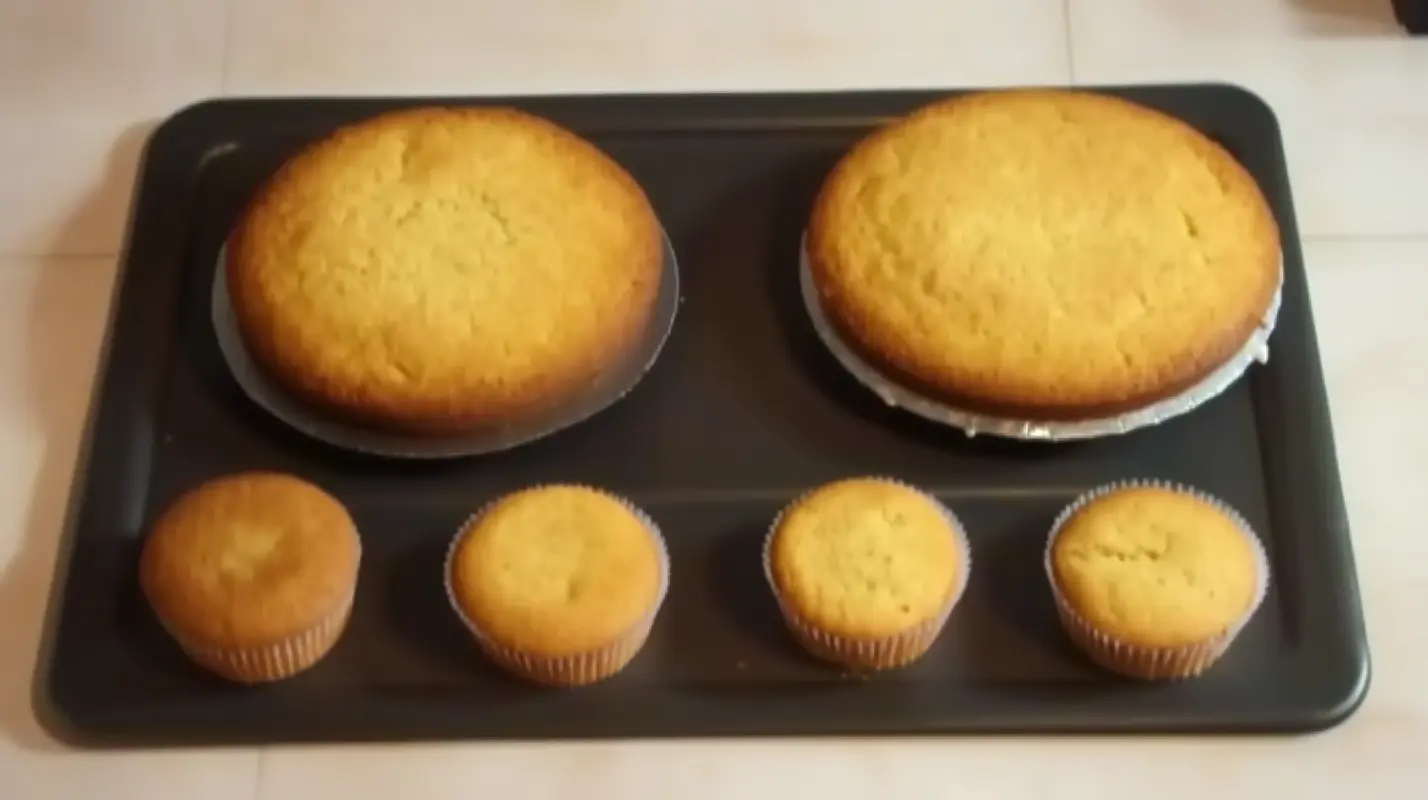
left=806, top=90, right=1282, bottom=421
left=227, top=107, right=664, bottom=434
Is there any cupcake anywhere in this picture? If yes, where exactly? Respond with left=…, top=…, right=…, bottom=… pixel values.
left=445, top=485, right=668, bottom=687
left=764, top=477, right=971, bottom=671
left=138, top=472, right=361, bottom=684
left=804, top=89, right=1281, bottom=423
left=1046, top=481, right=1270, bottom=680
left=226, top=106, right=666, bottom=435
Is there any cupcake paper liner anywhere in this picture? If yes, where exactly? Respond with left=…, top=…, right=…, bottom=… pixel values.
left=211, top=230, right=681, bottom=459
left=799, top=236, right=1284, bottom=442
left=762, top=477, right=973, bottom=672
left=444, top=485, right=671, bottom=687
left=1044, top=479, right=1271, bottom=681
left=161, top=587, right=357, bottom=685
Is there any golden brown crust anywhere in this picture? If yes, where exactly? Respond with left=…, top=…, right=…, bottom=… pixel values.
left=227, top=106, right=664, bottom=435
left=139, top=472, right=362, bottom=650
left=448, top=485, right=662, bottom=658
left=806, top=90, right=1282, bottom=420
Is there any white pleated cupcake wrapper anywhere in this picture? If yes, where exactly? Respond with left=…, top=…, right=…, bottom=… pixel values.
left=762, top=477, right=973, bottom=672
left=1044, top=479, right=1271, bottom=681
left=443, top=485, right=671, bottom=687
left=799, top=236, right=1285, bottom=441
left=161, top=587, right=357, bottom=685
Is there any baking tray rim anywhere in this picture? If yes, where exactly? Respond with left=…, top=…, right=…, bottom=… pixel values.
left=32, top=83, right=1371, bottom=747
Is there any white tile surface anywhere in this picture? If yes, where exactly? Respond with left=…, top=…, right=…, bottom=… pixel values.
left=226, top=0, right=1070, bottom=96
left=1302, top=239, right=1428, bottom=716
left=0, top=257, right=259, bottom=798
left=0, top=0, right=227, bottom=256
left=2, top=1, right=1428, bottom=797
left=1069, top=0, right=1428, bottom=238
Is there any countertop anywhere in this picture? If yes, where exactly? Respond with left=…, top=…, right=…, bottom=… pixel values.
left=2, top=0, right=1426, bottom=797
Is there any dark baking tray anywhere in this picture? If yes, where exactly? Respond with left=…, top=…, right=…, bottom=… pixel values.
left=35, top=85, right=1370, bottom=746
left=1393, top=0, right=1428, bottom=33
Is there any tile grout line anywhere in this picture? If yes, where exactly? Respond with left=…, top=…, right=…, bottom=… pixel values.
left=219, top=0, right=238, bottom=96
left=1062, top=0, right=1076, bottom=84
left=254, top=746, right=267, bottom=800
left=0, top=251, right=119, bottom=262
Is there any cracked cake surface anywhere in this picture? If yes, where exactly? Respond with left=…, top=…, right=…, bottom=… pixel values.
left=805, top=89, right=1282, bottom=421
left=226, top=106, right=663, bottom=434
left=1050, top=486, right=1261, bottom=649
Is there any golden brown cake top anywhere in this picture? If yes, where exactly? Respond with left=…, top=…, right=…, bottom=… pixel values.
left=449, top=485, right=663, bottom=657
left=139, top=472, right=361, bottom=648
left=227, top=106, right=664, bottom=431
left=1051, top=486, right=1261, bottom=649
left=806, top=89, right=1282, bottom=419
left=769, top=478, right=962, bottom=640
